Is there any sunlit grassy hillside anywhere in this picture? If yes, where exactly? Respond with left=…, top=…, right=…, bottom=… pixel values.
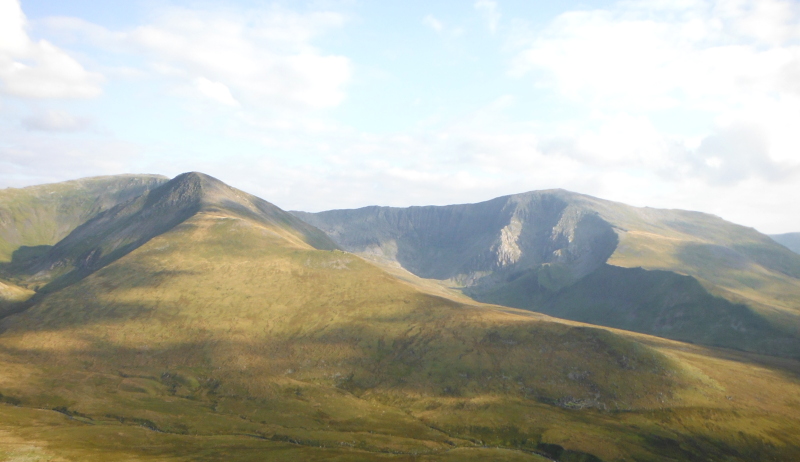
left=0, top=174, right=798, bottom=461
left=0, top=278, right=34, bottom=319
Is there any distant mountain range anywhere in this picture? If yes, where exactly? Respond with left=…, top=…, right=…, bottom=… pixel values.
left=0, top=173, right=798, bottom=462
left=771, top=232, right=800, bottom=254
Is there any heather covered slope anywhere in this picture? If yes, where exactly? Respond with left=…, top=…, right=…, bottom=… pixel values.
left=295, top=190, right=800, bottom=357
left=1, top=175, right=798, bottom=460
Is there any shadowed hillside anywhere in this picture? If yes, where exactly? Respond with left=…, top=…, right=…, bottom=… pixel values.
left=0, top=174, right=798, bottom=461
left=295, top=190, right=800, bottom=357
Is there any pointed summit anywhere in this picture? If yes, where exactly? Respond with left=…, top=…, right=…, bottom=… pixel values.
left=16, top=172, right=337, bottom=292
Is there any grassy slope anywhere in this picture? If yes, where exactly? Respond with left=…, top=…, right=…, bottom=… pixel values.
left=0, top=279, right=32, bottom=302
left=473, top=264, right=798, bottom=356
left=580, top=196, right=800, bottom=336
left=0, top=199, right=798, bottom=460
left=0, top=278, right=34, bottom=319
left=0, top=174, right=168, bottom=285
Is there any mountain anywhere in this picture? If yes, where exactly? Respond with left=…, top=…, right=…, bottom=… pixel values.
left=0, top=174, right=168, bottom=283
left=771, top=232, right=800, bottom=254
left=0, top=174, right=798, bottom=461
left=4, top=172, right=336, bottom=295
left=294, top=190, right=800, bottom=357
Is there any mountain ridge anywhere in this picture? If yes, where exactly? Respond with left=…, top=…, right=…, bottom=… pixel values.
left=294, top=189, right=800, bottom=357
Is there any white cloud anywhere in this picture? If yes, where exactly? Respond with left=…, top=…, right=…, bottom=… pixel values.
left=511, top=0, right=800, bottom=109
left=423, top=14, right=444, bottom=32
left=194, top=77, right=239, bottom=107
left=42, top=5, right=350, bottom=110
left=0, top=0, right=103, bottom=98
left=128, top=6, right=349, bottom=109
left=21, top=109, right=92, bottom=131
left=475, top=0, right=501, bottom=33
left=692, top=123, right=795, bottom=185
left=509, top=0, right=800, bottom=189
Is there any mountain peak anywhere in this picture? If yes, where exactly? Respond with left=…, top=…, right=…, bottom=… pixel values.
left=144, top=171, right=225, bottom=207
left=154, top=171, right=269, bottom=218
left=170, top=171, right=223, bottom=191
left=13, top=173, right=337, bottom=292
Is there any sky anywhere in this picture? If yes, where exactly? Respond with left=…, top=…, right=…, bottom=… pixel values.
left=1, top=0, right=799, bottom=233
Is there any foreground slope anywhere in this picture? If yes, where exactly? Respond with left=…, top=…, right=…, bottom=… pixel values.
left=294, top=190, right=800, bottom=357
left=1, top=174, right=798, bottom=461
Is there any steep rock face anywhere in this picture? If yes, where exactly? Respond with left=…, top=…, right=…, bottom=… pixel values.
left=295, top=190, right=618, bottom=290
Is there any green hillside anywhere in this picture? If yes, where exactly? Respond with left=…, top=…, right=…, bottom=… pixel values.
left=0, top=174, right=168, bottom=280
left=0, top=278, right=34, bottom=319
left=0, top=174, right=800, bottom=461
left=473, top=264, right=791, bottom=355
left=295, top=190, right=800, bottom=357
left=0, top=174, right=798, bottom=461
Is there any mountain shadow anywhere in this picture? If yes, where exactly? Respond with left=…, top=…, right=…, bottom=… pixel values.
left=469, top=264, right=798, bottom=358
